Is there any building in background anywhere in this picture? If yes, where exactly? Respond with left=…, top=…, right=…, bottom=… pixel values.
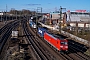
left=42, top=10, right=90, bottom=30
left=66, top=10, right=90, bottom=22
left=66, top=10, right=90, bottom=30
left=48, top=12, right=65, bottom=25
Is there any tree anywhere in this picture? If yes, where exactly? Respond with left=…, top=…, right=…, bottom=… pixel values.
left=9, top=9, right=36, bottom=15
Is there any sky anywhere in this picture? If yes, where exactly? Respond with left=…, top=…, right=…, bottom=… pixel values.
left=0, top=0, right=90, bottom=13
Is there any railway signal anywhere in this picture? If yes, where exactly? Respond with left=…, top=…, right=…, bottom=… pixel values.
left=36, top=7, right=42, bottom=30
left=59, top=6, right=66, bottom=34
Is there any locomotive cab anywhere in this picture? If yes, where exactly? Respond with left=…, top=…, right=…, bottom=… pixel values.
left=33, top=23, right=36, bottom=28
left=60, top=40, right=68, bottom=51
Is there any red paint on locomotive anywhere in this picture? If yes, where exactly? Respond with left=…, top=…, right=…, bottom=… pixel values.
left=44, top=32, right=68, bottom=51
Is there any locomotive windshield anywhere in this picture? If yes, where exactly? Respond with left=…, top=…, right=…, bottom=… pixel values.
left=61, top=42, right=68, bottom=45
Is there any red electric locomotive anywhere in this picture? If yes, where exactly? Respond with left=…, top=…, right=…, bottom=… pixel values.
left=38, top=27, right=68, bottom=52
left=44, top=32, right=68, bottom=51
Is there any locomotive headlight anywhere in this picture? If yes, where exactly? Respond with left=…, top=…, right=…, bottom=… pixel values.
left=65, top=46, right=68, bottom=48
left=60, top=46, right=63, bottom=48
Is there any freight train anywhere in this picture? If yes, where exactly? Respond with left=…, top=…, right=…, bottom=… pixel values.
left=38, top=27, right=68, bottom=52
left=29, top=20, right=68, bottom=52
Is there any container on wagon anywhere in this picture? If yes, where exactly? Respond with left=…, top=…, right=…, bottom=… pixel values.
left=38, top=27, right=47, bottom=37
left=12, top=31, right=18, bottom=38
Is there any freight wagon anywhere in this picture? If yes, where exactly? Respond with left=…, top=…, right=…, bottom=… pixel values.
left=38, top=27, right=47, bottom=37
left=38, top=27, right=68, bottom=52
left=29, top=21, right=36, bottom=28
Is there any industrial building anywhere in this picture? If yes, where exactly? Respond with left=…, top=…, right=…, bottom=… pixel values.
left=66, top=10, right=90, bottom=22
left=42, top=10, right=90, bottom=31
left=66, top=10, right=90, bottom=30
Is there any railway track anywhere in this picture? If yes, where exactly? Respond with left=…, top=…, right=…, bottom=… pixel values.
left=23, top=20, right=41, bottom=60
left=26, top=21, right=75, bottom=60
left=23, top=21, right=51, bottom=60
left=0, top=21, right=19, bottom=42
left=28, top=21, right=90, bottom=60
left=0, top=20, right=20, bottom=60
left=68, top=40, right=90, bottom=60
left=0, top=20, right=17, bottom=35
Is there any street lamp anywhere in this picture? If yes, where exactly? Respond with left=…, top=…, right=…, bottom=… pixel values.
left=5, top=4, right=7, bottom=24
